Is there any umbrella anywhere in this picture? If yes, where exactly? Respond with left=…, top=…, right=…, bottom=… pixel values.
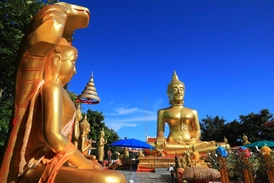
left=110, top=138, right=154, bottom=149
left=110, top=138, right=154, bottom=180
left=244, top=140, right=274, bottom=148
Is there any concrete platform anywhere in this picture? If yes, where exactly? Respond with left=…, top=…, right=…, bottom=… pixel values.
left=117, top=169, right=173, bottom=183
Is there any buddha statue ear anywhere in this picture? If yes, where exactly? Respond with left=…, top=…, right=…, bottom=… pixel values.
left=53, top=54, right=61, bottom=65
left=51, top=54, right=62, bottom=81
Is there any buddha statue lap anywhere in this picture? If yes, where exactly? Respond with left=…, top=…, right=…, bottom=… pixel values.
left=151, top=71, right=217, bottom=155
left=0, top=2, right=125, bottom=183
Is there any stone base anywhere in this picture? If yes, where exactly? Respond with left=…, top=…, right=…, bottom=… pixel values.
left=137, top=156, right=175, bottom=172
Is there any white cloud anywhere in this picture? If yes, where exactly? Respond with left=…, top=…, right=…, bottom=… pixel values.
left=104, top=105, right=157, bottom=131
left=107, top=122, right=138, bottom=131
left=108, top=101, right=114, bottom=105
left=116, top=107, right=138, bottom=114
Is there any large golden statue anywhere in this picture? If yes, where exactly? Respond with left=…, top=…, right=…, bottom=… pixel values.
left=0, top=2, right=125, bottom=183
left=154, top=71, right=216, bottom=154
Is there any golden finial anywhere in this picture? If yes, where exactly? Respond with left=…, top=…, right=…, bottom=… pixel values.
left=77, top=72, right=100, bottom=104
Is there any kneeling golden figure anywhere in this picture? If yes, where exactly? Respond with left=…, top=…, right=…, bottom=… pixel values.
left=0, top=2, right=125, bottom=183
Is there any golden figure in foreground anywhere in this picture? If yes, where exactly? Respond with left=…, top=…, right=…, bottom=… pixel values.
left=155, top=71, right=216, bottom=154
left=0, top=2, right=125, bottom=183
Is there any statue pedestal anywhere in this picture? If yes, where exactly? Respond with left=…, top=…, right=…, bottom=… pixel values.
left=137, top=156, right=175, bottom=172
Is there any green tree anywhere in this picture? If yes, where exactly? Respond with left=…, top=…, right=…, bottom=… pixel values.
left=225, top=119, right=243, bottom=147
left=104, top=127, right=120, bottom=158
left=200, top=115, right=227, bottom=143
left=0, top=0, right=56, bottom=156
left=239, top=109, right=274, bottom=143
left=200, top=109, right=274, bottom=147
left=67, top=90, right=78, bottom=104
left=85, top=109, right=120, bottom=159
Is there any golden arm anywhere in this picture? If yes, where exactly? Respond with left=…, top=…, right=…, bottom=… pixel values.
left=192, top=110, right=201, bottom=140
left=157, top=110, right=165, bottom=137
left=41, top=83, right=101, bottom=169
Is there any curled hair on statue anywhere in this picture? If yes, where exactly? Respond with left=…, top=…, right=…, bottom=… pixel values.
left=54, top=46, right=62, bottom=53
left=53, top=38, right=78, bottom=61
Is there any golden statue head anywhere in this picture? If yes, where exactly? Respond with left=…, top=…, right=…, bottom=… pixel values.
left=79, top=115, right=90, bottom=134
left=242, top=133, right=248, bottom=141
left=75, top=103, right=83, bottom=122
left=44, top=38, right=78, bottom=83
left=100, top=128, right=105, bottom=137
left=224, top=137, right=228, bottom=144
left=167, top=71, right=185, bottom=105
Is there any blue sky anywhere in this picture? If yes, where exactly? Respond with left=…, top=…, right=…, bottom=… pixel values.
left=63, top=0, right=274, bottom=142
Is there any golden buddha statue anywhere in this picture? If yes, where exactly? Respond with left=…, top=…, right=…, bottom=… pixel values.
left=72, top=103, right=82, bottom=148
left=242, top=133, right=250, bottom=145
left=98, top=128, right=107, bottom=162
left=138, top=150, right=145, bottom=158
left=0, top=2, right=125, bottom=183
left=124, top=147, right=129, bottom=157
left=154, top=71, right=216, bottom=154
left=79, top=115, right=92, bottom=155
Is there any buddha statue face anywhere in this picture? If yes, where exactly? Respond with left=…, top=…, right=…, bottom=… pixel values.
left=84, top=126, right=90, bottom=135
left=45, top=39, right=78, bottom=84
left=55, top=46, right=78, bottom=84
left=167, top=71, right=185, bottom=105
left=168, top=83, right=184, bottom=104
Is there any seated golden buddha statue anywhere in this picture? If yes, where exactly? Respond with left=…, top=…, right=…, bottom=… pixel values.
left=79, top=115, right=92, bottom=155
left=0, top=2, right=125, bottom=183
left=153, top=71, right=216, bottom=155
left=72, top=103, right=82, bottom=148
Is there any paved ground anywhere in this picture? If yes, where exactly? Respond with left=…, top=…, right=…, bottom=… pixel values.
left=117, top=170, right=173, bottom=183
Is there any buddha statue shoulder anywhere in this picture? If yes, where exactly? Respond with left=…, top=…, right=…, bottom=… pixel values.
left=0, top=2, right=125, bottom=183
left=155, top=71, right=216, bottom=154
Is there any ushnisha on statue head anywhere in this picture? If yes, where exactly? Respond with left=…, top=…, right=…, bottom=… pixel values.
left=167, top=70, right=185, bottom=105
